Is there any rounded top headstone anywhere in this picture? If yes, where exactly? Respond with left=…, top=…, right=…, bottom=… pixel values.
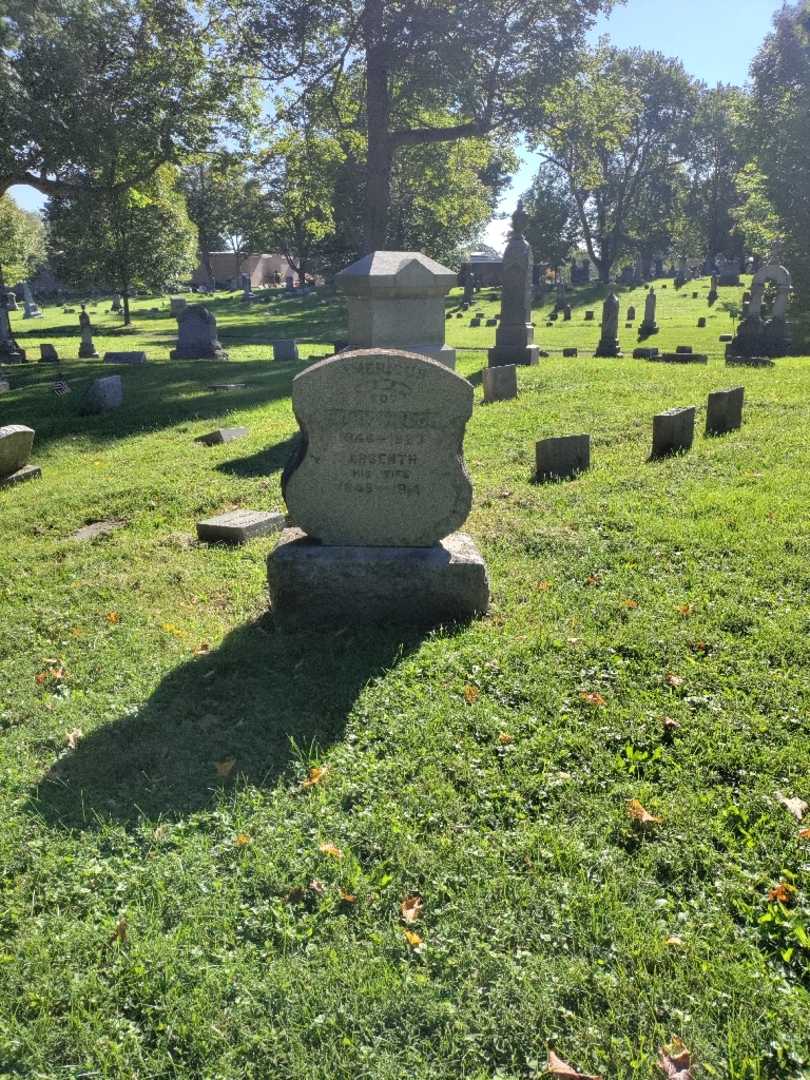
left=283, top=348, right=474, bottom=546
left=336, top=251, right=457, bottom=299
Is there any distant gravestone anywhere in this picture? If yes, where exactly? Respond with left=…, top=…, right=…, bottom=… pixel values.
left=336, top=250, right=457, bottom=368
left=640, top=288, right=658, bottom=334
left=488, top=204, right=539, bottom=368
left=482, top=364, right=517, bottom=403
left=584, top=310, right=595, bottom=321
left=273, top=340, right=299, bottom=362
left=6, top=292, right=18, bottom=311
left=535, top=435, right=590, bottom=481
left=0, top=424, right=40, bottom=488
left=726, top=356, right=774, bottom=368
left=633, top=347, right=659, bottom=359
left=81, top=375, right=123, bottom=415
left=563, top=304, right=572, bottom=321
left=627, top=306, right=636, bottom=322
left=0, top=294, right=25, bottom=363
left=594, top=293, right=622, bottom=357
left=171, top=305, right=228, bottom=360
left=651, top=407, right=695, bottom=458
left=706, top=387, right=744, bottom=435
left=697, top=317, right=706, bottom=328
left=563, top=347, right=578, bottom=357
left=40, top=344, right=59, bottom=363
left=470, top=317, right=482, bottom=327
left=111, top=293, right=122, bottom=313
left=197, top=509, right=286, bottom=544
left=0, top=379, right=9, bottom=393
left=676, top=345, right=693, bottom=354
left=195, top=427, right=248, bottom=446
left=104, top=351, right=147, bottom=365
left=78, top=306, right=99, bottom=358
left=269, top=348, right=488, bottom=629
left=22, top=282, right=42, bottom=319
left=170, top=296, right=187, bottom=318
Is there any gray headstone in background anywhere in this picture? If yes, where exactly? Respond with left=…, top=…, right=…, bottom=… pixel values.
left=81, top=375, right=124, bottom=415
left=0, top=379, right=10, bottom=393
left=640, top=288, right=658, bottom=333
left=706, top=386, right=744, bottom=435
left=170, top=304, right=228, bottom=360
left=697, top=317, right=706, bottom=328
left=22, top=282, right=42, bottom=319
left=676, top=345, right=693, bottom=354
left=594, top=293, right=622, bottom=357
left=197, top=509, right=286, bottom=544
left=584, top=310, right=595, bottom=321
left=268, top=528, right=489, bottom=630
left=651, top=407, right=695, bottom=458
left=535, top=434, right=590, bottom=481
left=195, top=427, right=248, bottom=446
left=273, top=340, right=299, bottom=362
left=170, top=296, right=187, bottom=318
left=719, top=334, right=733, bottom=343
left=657, top=353, right=708, bottom=365
left=633, top=347, right=660, bottom=359
left=0, top=424, right=35, bottom=478
left=104, top=351, right=147, bottom=365
left=6, top=292, right=18, bottom=311
left=283, top=348, right=474, bottom=547
left=78, top=307, right=99, bottom=358
left=627, top=306, right=636, bottom=322
left=482, top=364, right=517, bottom=403
left=111, top=293, right=122, bottom=313
left=488, top=204, right=539, bottom=368
left=40, top=344, right=59, bottom=362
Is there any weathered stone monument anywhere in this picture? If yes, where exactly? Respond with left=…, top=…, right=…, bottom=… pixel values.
left=729, top=264, right=791, bottom=359
left=170, top=305, right=228, bottom=360
left=22, top=282, right=42, bottom=319
left=5, top=292, right=18, bottom=311
left=594, top=293, right=622, bottom=357
left=81, top=375, right=123, bottom=415
left=640, top=287, right=659, bottom=335
left=0, top=425, right=41, bottom=488
left=336, top=251, right=457, bottom=368
left=169, top=296, right=187, bottom=318
left=488, top=204, right=539, bottom=368
left=268, top=348, right=489, bottom=628
left=78, top=306, right=99, bottom=358
left=708, top=274, right=719, bottom=305
left=0, top=289, right=25, bottom=363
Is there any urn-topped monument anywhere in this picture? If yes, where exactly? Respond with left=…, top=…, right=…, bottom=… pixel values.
left=488, top=203, right=539, bottom=368
left=268, top=348, right=489, bottom=628
left=336, top=251, right=457, bottom=368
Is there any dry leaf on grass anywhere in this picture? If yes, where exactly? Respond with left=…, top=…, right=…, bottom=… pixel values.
left=585, top=574, right=601, bottom=587
left=339, top=888, right=356, bottom=903
left=498, top=732, right=514, bottom=745
left=403, top=928, right=423, bottom=947
left=661, top=716, right=680, bottom=733
left=580, top=691, right=606, bottom=706
left=665, top=935, right=685, bottom=947
left=109, top=916, right=128, bottom=946
left=664, top=673, right=685, bottom=687
left=319, top=842, right=343, bottom=859
left=302, top=766, right=329, bottom=789
left=463, top=685, right=480, bottom=705
left=546, top=1050, right=602, bottom=1078
left=308, top=879, right=326, bottom=896
left=234, top=833, right=251, bottom=847
left=622, top=598, right=639, bottom=609
left=193, top=642, right=211, bottom=656
left=537, top=580, right=553, bottom=591
left=658, top=1037, right=693, bottom=1079
left=800, top=828, right=810, bottom=840
left=105, top=611, right=120, bottom=624
left=775, top=791, right=808, bottom=821
left=400, top=894, right=423, bottom=923
left=215, top=757, right=235, bottom=778
left=627, top=799, right=662, bottom=826
left=767, top=881, right=798, bottom=905
left=65, top=728, right=83, bottom=750
left=675, top=604, right=692, bottom=616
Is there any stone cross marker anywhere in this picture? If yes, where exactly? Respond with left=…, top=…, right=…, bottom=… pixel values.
left=283, top=349, right=473, bottom=546
left=488, top=203, right=539, bottom=368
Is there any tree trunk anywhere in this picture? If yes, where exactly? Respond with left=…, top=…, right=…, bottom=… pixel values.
left=363, top=0, right=392, bottom=251
left=123, top=290, right=131, bottom=326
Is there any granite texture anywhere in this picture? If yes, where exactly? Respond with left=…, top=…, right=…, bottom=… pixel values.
left=195, top=427, right=248, bottom=446
left=81, top=375, right=123, bottom=415
left=482, top=365, right=517, bottom=403
left=652, top=407, right=695, bottom=458
left=283, top=348, right=474, bottom=546
left=536, top=434, right=590, bottom=480
left=0, top=424, right=34, bottom=477
left=197, top=509, right=286, bottom=544
left=268, top=528, right=489, bottom=629
left=104, top=351, right=147, bottom=365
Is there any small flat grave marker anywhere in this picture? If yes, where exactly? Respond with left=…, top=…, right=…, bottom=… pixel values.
left=563, top=348, right=578, bottom=357
left=706, top=386, right=744, bottom=435
left=726, top=356, right=774, bottom=368
left=0, top=463, right=41, bottom=489
left=651, top=407, right=695, bottom=458
left=195, top=427, right=248, bottom=446
left=71, top=518, right=128, bottom=541
left=104, top=351, right=147, bottom=365
left=208, top=382, right=247, bottom=390
left=536, top=434, right=590, bottom=481
left=197, top=509, right=286, bottom=545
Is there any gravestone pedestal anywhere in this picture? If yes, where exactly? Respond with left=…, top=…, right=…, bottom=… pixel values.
left=269, top=529, right=489, bottom=630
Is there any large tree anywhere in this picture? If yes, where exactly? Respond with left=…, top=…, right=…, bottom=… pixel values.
left=0, top=196, right=46, bottom=283
left=232, top=0, right=612, bottom=250
left=531, top=46, right=699, bottom=282
left=0, top=0, right=245, bottom=200
left=738, top=1, right=810, bottom=291
left=522, top=162, right=581, bottom=271
left=46, top=166, right=198, bottom=324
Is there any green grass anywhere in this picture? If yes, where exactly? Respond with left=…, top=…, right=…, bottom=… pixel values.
left=1, top=280, right=808, bottom=1079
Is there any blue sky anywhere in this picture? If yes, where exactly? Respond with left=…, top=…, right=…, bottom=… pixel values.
left=9, top=0, right=785, bottom=249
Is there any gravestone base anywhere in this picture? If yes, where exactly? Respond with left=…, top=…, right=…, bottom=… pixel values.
left=487, top=345, right=538, bottom=368
left=78, top=342, right=99, bottom=359
left=726, top=355, right=774, bottom=368
left=268, top=528, right=489, bottom=630
left=639, top=322, right=659, bottom=335
left=0, top=343, right=26, bottom=364
left=0, top=464, right=41, bottom=489
left=656, top=353, right=708, bottom=365
left=170, top=345, right=229, bottom=361
left=594, top=340, right=623, bottom=358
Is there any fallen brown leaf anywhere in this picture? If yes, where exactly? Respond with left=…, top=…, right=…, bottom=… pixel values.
left=546, top=1050, right=602, bottom=1079
left=627, top=799, right=662, bottom=826
left=302, top=765, right=329, bottom=789
left=675, top=604, right=692, bottom=616
left=65, top=728, right=83, bottom=750
left=800, top=828, right=810, bottom=840
left=585, top=574, right=601, bottom=587
left=234, top=833, right=251, bottom=847
left=308, top=879, right=326, bottom=896
left=775, top=791, right=808, bottom=821
left=661, top=716, right=680, bottom=733
left=665, top=673, right=684, bottom=688
left=463, top=684, right=480, bottom=705
left=498, top=732, right=514, bottom=745
left=319, top=842, right=343, bottom=859
left=339, top=888, right=356, bottom=903
left=403, top=928, right=423, bottom=947
left=109, top=916, right=128, bottom=946
left=580, top=691, right=606, bottom=706
left=105, top=611, right=120, bottom=624
left=537, top=580, right=553, bottom=591
left=658, top=1036, right=693, bottom=1079
left=400, top=894, right=423, bottom=924
left=768, top=881, right=798, bottom=905
left=622, top=598, right=639, bottom=609
left=193, top=642, right=211, bottom=656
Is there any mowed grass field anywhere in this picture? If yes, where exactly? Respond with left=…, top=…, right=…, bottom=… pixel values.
left=0, top=279, right=808, bottom=1079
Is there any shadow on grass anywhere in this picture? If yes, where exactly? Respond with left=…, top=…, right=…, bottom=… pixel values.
left=32, top=614, right=428, bottom=828
left=216, top=433, right=301, bottom=478
left=0, top=357, right=311, bottom=454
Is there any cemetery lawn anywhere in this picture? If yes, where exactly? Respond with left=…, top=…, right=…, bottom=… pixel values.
left=1, top=282, right=809, bottom=1079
